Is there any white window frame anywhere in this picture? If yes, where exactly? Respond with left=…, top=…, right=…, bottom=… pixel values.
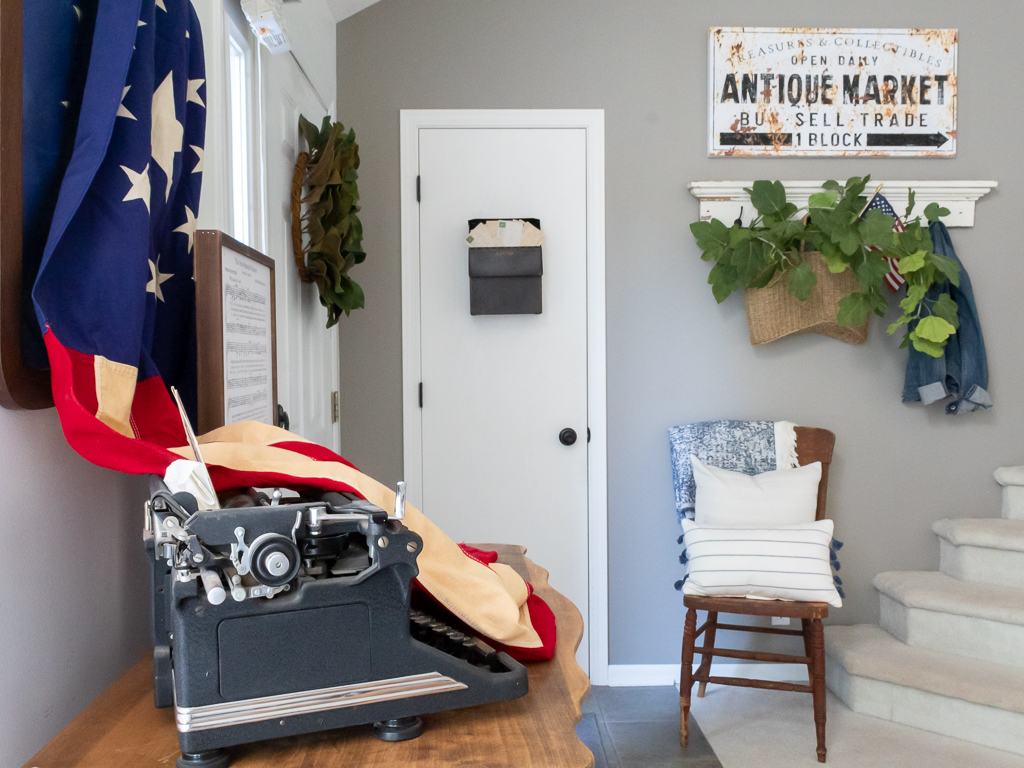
left=225, top=12, right=261, bottom=248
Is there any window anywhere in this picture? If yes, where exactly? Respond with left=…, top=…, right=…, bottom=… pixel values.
left=227, top=17, right=255, bottom=246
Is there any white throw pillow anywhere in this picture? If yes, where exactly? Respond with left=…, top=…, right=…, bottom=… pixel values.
left=691, top=454, right=821, bottom=527
left=681, top=519, right=842, bottom=607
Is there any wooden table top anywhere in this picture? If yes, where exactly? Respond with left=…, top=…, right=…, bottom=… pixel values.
left=24, top=547, right=593, bottom=768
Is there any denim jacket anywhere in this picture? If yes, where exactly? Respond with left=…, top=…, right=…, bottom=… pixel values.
left=902, top=222, right=992, bottom=414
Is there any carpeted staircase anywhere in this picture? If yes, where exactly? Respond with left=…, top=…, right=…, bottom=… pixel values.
left=824, top=467, right=1024, bottom=756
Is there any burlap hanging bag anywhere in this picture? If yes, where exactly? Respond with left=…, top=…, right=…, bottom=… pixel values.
left=743, top=251, right=869, bottom=346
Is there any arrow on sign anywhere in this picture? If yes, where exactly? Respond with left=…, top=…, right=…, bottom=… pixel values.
left=866, top=133, right=949, bottom=148
left=719, top=132, right=793, bottom=146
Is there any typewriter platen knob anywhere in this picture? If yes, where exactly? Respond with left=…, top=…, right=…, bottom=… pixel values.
left=249, top=534, right=301, bottom=587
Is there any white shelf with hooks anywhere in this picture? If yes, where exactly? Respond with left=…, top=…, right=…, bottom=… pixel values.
left=688, top=180, right=998, bottom=228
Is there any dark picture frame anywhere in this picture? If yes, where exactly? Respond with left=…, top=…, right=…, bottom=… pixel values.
left=194, top=230, right=278, bottom=435
left=0, top=0, right=53, bottom=409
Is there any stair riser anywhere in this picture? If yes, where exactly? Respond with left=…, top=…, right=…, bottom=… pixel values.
left=826, top=661, right=1024, bottom=756
left=879, top=595, right=1024, bottom=669
left=939, top=540, right=1024, bottom=588
left=1003, top=486, right=1024, bottom=520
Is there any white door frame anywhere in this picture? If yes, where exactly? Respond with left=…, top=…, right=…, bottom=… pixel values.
left=399, top=109, right=608, bottom=684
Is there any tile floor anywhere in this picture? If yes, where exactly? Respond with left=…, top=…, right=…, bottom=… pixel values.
left=577, top=686, right=723, bottom=768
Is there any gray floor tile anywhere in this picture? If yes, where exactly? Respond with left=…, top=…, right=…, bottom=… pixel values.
left=590, top=685, right=682, bottom=722
left=595, top=712, right=619, bottom=765
left=579, top=686, right=722, bottom=768
left=617, top=758, right=723, bottom=768
left=606, top=719, right=717, bottom=763
left=576, top=712, right=614, bottom=768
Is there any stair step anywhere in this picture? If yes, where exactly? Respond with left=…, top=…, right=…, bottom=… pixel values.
left=825, top=624, right=1024, bottom=714
left=995, top=466, right=1024, bottom=520
left=875, top=571, right=1024, bottom=667
left=825, top=624, right=1024, bottom=756
left=933, top=518, right=1024, bottom=551
left=933, top=519, right=1024, bottom=588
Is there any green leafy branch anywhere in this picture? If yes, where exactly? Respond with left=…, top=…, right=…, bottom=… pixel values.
left=291, top=115, right=365, bottom=328
left=689, top=175, right=959, bottom=356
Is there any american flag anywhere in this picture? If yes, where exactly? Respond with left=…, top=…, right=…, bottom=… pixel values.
left=31, top=0, right=206, bottom=471
left=23, top=1, right=557, bottom=664
left=863, top=193, right=907, bottom=292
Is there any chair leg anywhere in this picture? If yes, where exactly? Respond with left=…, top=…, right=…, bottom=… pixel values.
left=802, top=618, right=813, bottom=679
left=679, top=607, right=697, bottom=746
left=809, top=618, right=827, bottom=763
left=697, top=611, right=718, bottom=697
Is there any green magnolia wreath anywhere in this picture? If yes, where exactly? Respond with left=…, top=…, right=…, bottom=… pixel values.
left=291, top=115, right=365, bottom=328
left=690, top=175, right=960, bottom=356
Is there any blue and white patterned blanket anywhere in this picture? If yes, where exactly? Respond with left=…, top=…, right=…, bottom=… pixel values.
left=668, top=420, right=798, bottom=522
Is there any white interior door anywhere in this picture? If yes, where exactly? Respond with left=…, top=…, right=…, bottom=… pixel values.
left=259, top=50, right=340, bottom=451
left=415, top=126, right=591, bottom=669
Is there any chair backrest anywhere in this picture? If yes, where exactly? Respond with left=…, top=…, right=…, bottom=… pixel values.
left=794, top=427, right=836, bottom=521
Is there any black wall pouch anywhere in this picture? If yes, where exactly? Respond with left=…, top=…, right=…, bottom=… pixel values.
left=467, top=219, right=543, bottom=316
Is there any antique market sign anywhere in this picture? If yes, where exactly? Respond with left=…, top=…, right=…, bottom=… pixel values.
left=709, top=28, right=957, bottom=157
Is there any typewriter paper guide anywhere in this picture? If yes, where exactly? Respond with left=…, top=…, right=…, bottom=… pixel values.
left=221, top=245, right=274, bottom=425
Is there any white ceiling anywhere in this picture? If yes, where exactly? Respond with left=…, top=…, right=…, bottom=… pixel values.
left=324, top=0, right=383, bottom=21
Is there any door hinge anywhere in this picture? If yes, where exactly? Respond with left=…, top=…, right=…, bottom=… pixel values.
left=416, top=175, right=421, bottom=203
left=418, top=382, right=423, bottom=408
left=331, top=391, right=340, bottom=423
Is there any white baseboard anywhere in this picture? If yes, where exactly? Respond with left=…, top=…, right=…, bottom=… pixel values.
left=606, top=664, right=679, bottom=687
left=606, top=663, right=809, bottom=687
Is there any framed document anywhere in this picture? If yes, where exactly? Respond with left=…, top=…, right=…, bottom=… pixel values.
left=195, top=230, right=278, bottom=434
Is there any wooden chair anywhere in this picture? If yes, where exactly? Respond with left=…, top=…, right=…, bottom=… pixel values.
left=679, top=427, right=836, bottom=764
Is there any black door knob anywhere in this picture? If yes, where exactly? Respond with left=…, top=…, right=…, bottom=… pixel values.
left=559, top=428, right=577, bottom=446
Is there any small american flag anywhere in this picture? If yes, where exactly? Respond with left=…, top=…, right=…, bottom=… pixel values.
left=863, top=193, right=907, bottom=292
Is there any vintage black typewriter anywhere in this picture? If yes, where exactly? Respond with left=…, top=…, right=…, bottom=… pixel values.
left=144, top=478, right=528, bottom=768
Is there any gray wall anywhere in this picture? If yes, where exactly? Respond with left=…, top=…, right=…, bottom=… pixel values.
left=336, top=1, right=1023, bottom=665
left=0, top=410, right=149, bottom=765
